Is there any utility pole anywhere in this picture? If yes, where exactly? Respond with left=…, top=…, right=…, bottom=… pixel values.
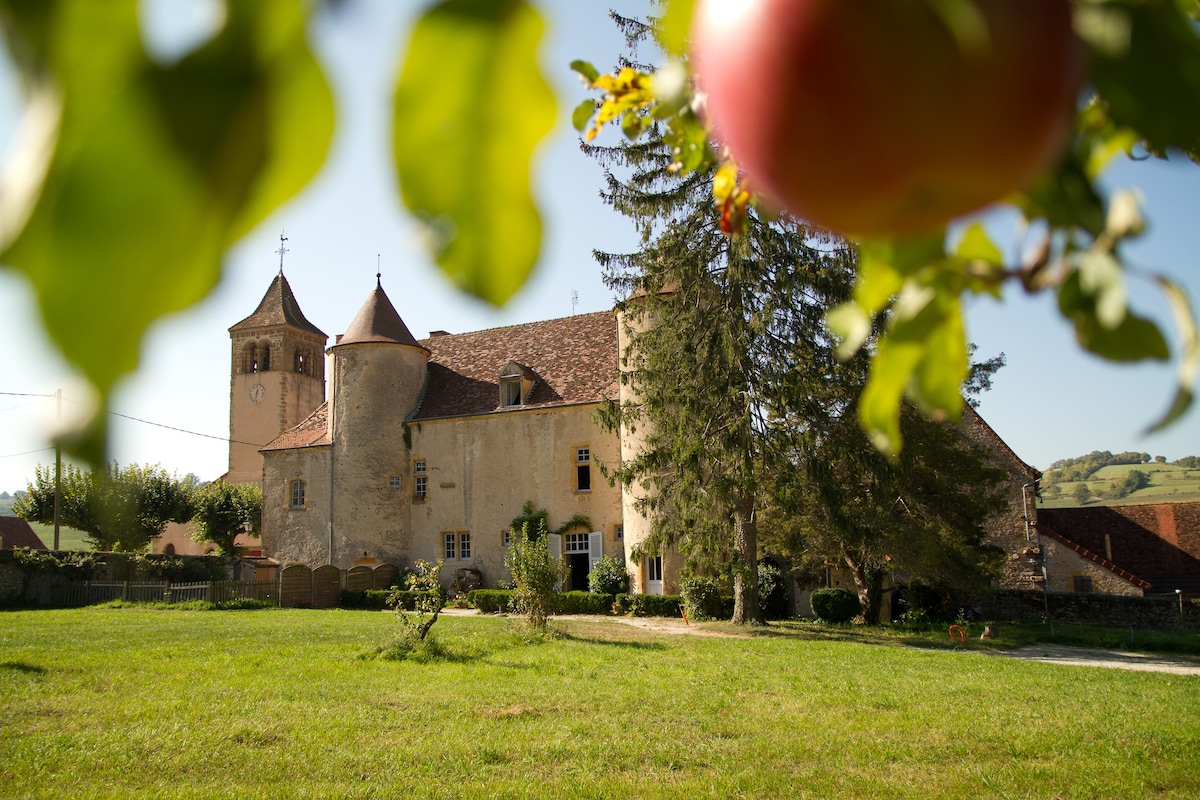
left=53, top=388, right=61, bottom=550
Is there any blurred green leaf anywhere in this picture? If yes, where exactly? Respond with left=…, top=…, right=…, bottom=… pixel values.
left=394, top=0, right=556, bottom=305
left=1058, top=270, right=1170, bottom=361
left=568, top=58, right=599, bottom=84
left=954, top=222, right=1003, bottom=265
left=1084, top=0, right=1200, bottom=159
left=656, top=0, right=696, bottom=58
left=571, top=99, right=595, bottom=133
left=0, top=0, right=333, bottom=462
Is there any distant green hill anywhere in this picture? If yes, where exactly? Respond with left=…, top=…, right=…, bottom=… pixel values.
left=1039, top=461, right=1200, bottom=509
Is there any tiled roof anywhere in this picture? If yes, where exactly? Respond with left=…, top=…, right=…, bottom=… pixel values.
left=260, top=403, right=331, bottom=452
left=1037, top=503, right=1200, bottom=594
left=413, top=311, right=619, bottom=419
left=335, top=282, right=424, bottom=348
left=0, top=516, right=48, bottom=550
left=229, top=272, right=327, bottom=338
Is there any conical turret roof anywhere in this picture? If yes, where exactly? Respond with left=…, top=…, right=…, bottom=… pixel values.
left=335, top=278, right=424, bottom=349
left=230, top=272, right=326, bottom=337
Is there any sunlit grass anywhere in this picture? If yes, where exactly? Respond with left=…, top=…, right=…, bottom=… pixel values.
left=1, top=608, right=1198, bottom=799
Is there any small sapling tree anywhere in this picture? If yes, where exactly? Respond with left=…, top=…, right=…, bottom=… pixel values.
left=391, top=559, right=447, bottom=646
left=504, top=521, right=565, bottom=630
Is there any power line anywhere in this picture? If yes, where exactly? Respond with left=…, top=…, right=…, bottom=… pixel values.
left=0, top=447, right=54, bottom=461
left=3, top=390, right=267, bottom=449
left=108, top=411, right=264, bottom=448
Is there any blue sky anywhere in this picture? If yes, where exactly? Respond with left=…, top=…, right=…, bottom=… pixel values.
left=1, top=0, right=1198, bottom=493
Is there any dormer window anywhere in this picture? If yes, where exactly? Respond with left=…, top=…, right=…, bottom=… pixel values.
left=501, top=378, right=523, bottom=407
left=499, top=360, right=535, bottom=408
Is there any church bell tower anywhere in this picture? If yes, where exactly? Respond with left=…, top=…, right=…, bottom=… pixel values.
left=227, top=239, right=328, bottom=485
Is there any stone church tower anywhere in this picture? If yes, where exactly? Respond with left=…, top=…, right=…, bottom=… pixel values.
left=227, top=269, right=327, bottom=485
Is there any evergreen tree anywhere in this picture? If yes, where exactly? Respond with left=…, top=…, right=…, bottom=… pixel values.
left=591, top=14, right=857, bottom=625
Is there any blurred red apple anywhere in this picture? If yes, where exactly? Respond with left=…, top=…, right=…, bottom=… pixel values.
left=691, top=0, right=1083, bottom=237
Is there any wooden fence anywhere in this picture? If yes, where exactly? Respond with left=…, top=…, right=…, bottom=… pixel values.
left=49, top=580, right=280, bottom=608
left=39, top=564, right=401, bottom=609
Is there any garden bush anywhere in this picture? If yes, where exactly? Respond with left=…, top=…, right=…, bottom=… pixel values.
left=468, top=589, right=513, bottom=613
left=624, top=593, right=683, bottom=618
left=587, top=555, right=630, bottom=595
left=758, top=560, right=791, bottom=620
left=554, top=591, right=614, bottom=615
left=810, top=587, right=861, bottom=623
left=680, top=577, right=725, bottom=621
left=339, top=589, right=395, bottom=610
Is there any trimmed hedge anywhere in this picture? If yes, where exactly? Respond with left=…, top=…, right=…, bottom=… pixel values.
left=339, top=589, right=441, bottom=611
left=468, top=589, right=513, bottom=613
left=811, top=587, right=861, bottom=623
left=621, top=593, right=684, bottom=618
left=555, top=591, right=615, bottom=615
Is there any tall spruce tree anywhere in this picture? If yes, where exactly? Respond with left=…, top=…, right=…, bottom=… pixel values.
left=591, top=14, right=857, bottom=625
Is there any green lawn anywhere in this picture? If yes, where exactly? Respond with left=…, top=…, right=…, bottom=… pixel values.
left=2, top=608, right=1198, bottom=799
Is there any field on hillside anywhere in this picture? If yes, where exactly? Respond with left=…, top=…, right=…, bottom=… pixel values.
left=1040, top=462, right=1200, bottom=508
left=2, top=608, right=1198, bottom=799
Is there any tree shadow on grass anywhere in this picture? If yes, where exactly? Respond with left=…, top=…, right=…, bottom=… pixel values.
left=1, top=661, right=47, bottom=675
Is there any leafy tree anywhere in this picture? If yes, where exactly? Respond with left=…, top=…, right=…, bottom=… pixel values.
left=504, top=521, right=565, bottom=630
left=190, top=480, right=262, bottom=556
left=14, top=462, right=194, bottom=551
left=767, top=403, right=1008, bottom=623
left=1073, top=483, right=1092, bottom=505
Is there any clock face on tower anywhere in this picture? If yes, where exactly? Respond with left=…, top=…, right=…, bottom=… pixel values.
left=249, top=384, right=266, bottom=404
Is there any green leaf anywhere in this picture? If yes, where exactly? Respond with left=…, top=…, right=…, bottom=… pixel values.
left=657, top=0, right=697, bottom=58
left=954, top=222, right=1003, bottom=265
left=0, top=0, right=333, bottom=463
left=569, top=59, right=600, bottom=84
left=1084, top=0, right=1200, bottom=158
left=394, top=0, right=556, bottom=305
left=1058, top=271, right=1170, bottom=361
left=571, top=99, right=595, bottom=133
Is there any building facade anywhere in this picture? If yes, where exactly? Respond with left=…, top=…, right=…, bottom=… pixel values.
left=259, top=277, right=636, bottom=591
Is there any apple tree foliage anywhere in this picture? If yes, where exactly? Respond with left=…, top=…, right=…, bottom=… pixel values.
left=576, top=0, right=1200, bottom=455
left=0, top=0, right=1196, bottom=467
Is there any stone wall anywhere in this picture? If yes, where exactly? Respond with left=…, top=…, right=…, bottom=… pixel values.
left=984, top=589, right=1200, bottom=630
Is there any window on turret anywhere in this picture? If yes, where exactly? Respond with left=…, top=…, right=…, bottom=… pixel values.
left=290, top=479, right=305, bottom=509
left=414, top=460, right=427, bottom=499
left=259, top=343, right=271, bottom=371
left=294, top=349, right=307, bottom=375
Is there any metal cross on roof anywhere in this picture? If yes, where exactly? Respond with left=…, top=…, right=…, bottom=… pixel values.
left=276, top=231, right=289, bottom=274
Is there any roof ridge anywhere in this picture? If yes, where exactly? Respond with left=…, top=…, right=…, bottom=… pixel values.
left=416, top=309, right=613, bottom=343
left=1036, top=519, right=1154, bottom=589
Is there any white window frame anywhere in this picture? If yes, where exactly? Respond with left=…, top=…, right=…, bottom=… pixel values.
left=459, top=531, right=471, bottom=560
left=444, top=532, right=456, bottom=560
left=414, top=460, right=427, bottom=499
left=389, top=475, right=403, bottom=490
left=289, top=479, right=305, bottom=509
left=564, top=532, right=590, bottom=553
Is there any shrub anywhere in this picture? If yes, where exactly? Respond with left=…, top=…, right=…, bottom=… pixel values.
left=587, top=555, right=630, bottom=595
left=758, top=560, right=791, bottom=620
left=555, top=591, right=614, bottom=615
left=504, top=522, right=565, bottom=629
left=810, top=587, right=860, bottom=623
left=468, top=589, right=513, bottom=613
left=625, top=593, right=683, bottom=618
left=680, top=577, right=725, bottom=621
left=339, top=589, right=395, bottom=610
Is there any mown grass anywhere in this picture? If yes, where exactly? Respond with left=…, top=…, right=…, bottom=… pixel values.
left=2, top=608, right=1198, bottom=799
